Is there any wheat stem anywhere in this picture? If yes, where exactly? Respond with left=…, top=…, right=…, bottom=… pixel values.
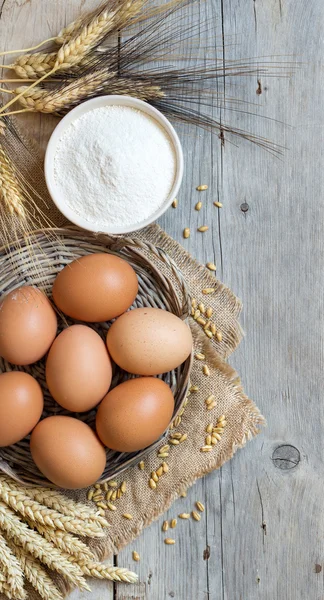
left=0, top=502, right=90, bottom=590
left=0, top=533, right=26, bottom=600
left=0, top=38, right=57, bottom=57
left=7, top=542, right=64, bottom=600
left=0, top=79, right=39, bottom=83
left=1, top=108, right=32, bottom=116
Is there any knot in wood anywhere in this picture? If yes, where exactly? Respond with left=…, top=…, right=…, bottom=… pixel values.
left=272, top=445, right=300, bottom=470
left=240, top=202, right=249, bottom=213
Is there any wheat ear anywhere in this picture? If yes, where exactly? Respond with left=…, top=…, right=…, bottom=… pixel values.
left=14, top=71, right=108, bottom=113
left=0, top=476, right=108, bottom=528
left=14, top=75, right=164, bottom=113
left=0, top=146, right=26, bottom=217
left=11, top=52, right=57, bottom=79
left=27, top=520, right=95, bottom=563
left=7, top=542, right=63, bottom=600
left=0, top=502, right=90, bottom=591
left=0, top=478, right=106, bottom=537
left=8, top=52, right=91, bottom=80
left=77, top=561, right=139, bottom=584
left=0, top=533, right=26, bottom=600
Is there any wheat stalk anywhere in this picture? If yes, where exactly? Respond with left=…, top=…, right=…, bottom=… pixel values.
left=0, top=533, right=26, bottom=600
left=27, top=521, right=95, bottom=564
left=0, top=476, right=108, bottom=527
left=7, top=542, right=63, bottom=600
left=0, top=502, right=90, bottom=591
left=77, top=561, right=139, bottom=584
left=0, top=477, right=107, bottom=537
left=0, top=0, right=149, bottom=115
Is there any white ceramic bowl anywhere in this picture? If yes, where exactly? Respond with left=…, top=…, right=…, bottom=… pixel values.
left=45, top=95, right=184, bottom=235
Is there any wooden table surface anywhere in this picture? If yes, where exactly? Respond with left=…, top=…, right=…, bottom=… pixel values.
left=1, top=1, right=323, bottom=599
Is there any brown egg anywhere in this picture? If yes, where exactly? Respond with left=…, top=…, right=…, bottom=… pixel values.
left=0, top=286, right=57, bottom=366
left=106, top=307, right=193, bottom=376
left=30, top=416, right=106, bottom=488
left=46, top=324, right=112, bottom=412
left=52, top=253, right=138, bottom=322
left=0, top=371, right=43, bottom=447
left=96, top=377, right=174, bottom=452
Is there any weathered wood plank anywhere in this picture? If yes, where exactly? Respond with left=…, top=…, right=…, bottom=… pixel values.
left=203, top=1, right=324, bottom=599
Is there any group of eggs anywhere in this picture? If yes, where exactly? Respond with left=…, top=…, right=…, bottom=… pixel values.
left=0, top=253, right=192, bottom=489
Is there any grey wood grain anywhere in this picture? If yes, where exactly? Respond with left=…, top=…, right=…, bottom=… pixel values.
left=1, top=0, right=324, bottom=599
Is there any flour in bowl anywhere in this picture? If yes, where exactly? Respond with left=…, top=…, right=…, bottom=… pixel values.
left=53, top=105, right=177, bottom=228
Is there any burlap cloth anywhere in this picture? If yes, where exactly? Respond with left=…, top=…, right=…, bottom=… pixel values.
left=1, top=120, right=265, bottom=594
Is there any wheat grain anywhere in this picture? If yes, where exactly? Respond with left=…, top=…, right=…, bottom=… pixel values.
left=164, top=538, right=175, bottom=545
left=27, top=521, right=95, bottom=563
left=162, top=520, right=169, bottom=531
left=192, top=511, right=201, bottom=522
left=132, top=550, right=140, bottom=562
left=0, top=533, right=26, bottom=599
left=0, top=502, right=89, bottom=590
left=77, top=561, right=138, bottom=583
left=8, top=542, right=62, bottom=600
left=0, top=478, right=106, bottom=537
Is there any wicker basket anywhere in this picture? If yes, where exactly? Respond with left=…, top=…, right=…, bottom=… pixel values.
left=0, top=228, right=192, bottom=487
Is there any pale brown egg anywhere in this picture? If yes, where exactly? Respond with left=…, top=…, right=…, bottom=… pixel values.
left=46, top=324, right=112, bottom=412
left=96, top=377, right=175, bottom=452
left=0, top=371, right=43, bottom=447
left=52, top=253, right=138, bottom=322
left=0, top=286, right=57, bottom=366
left=106, top=307, right=193, bottom=376
left=30, top=416, right=106, bottom=489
